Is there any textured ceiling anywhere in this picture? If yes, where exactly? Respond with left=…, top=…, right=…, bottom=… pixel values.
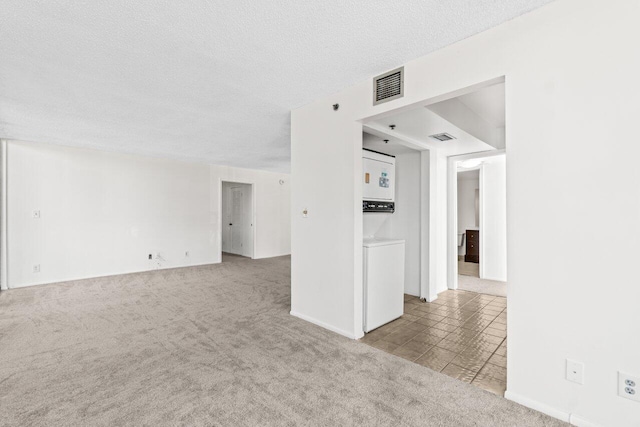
left=0, top=0, right=552, bottom=172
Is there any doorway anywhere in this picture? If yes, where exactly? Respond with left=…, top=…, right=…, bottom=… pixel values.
left=449, top=152, right=507, bottom=297
left=457, top=168, right=480, bottom=277
left=358, top=78, right=508, bottom=395
left=221, top=181, right=254, bottom=261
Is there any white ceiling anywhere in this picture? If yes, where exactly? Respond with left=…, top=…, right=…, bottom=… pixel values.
left=458, top=169, right=480, bottom=181
left=457, top=84, right=506, bottom=128
left=0, top=1, right=551, bottom=172
left=362, top=133, right=417, bottom=156
left=426, top=82, right=505, bottom=149
left=365, top=107, right=495, bottom=157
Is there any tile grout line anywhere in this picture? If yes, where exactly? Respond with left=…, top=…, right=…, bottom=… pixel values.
left=374, top=291, right=507, bottom=393
left=438, top=305, right=506, bottom=385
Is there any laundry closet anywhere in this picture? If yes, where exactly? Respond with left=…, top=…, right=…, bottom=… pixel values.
left=362, top=133, right=423, bottom=332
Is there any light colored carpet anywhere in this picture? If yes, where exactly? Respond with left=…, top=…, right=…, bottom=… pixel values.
left=0, top=256, right=561, bottom=426
left=458, top=274, right=507, bottom=297
left=221, top=252, right=251, bottom=262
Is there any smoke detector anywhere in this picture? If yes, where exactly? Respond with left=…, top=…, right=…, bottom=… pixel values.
left=429, top=133, right=456, bottom=141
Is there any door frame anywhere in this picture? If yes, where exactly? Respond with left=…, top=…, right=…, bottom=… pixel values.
left=446, top=149, right=505, bottom=290
left=359, top=77, right=506, bottom=306
left=0, top=139, right=7, bottom=291
left=219, top=179, right=256, bottom=260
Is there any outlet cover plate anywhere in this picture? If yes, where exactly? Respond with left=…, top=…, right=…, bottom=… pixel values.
left=618, top=371, right=640, bottom=402
left=566, top=359, right=584, bottom=384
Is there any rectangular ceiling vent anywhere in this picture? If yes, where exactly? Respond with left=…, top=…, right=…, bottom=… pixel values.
left=429, top=133, right=456, bottom=142
left=373, top=67, right=404, bottom=105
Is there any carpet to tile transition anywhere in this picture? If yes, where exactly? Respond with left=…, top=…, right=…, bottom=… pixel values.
left=0, top=256, right=563, bottom=426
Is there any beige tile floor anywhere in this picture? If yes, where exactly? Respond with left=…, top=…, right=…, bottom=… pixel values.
left=458, top=260, right=480, bottom=277
left=360, top=290, right=507, bottom=395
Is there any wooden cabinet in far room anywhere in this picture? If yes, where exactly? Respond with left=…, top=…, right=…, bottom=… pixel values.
left=465, top=229, right=479, bottom=263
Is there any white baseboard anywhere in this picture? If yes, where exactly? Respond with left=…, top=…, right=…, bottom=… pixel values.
left=253, top=252, right=291, bottom=260
left=480, top=274, right=507, bottom=282
left=290, top=311, right=359, bottom=340
left=504, top=391, right=601, bottom=427
left=505, top=390, right=570, bottom=423
left=7, top=261, right=220, bottom=289
left=569, top=414, right=602, bottom=427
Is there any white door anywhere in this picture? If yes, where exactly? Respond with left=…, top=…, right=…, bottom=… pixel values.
left=222, top=182, right=253, bottom=258
left=229, top=186, right=245, bottom=255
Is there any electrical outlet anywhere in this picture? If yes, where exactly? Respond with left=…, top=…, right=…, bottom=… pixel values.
left=185, top=251, right=189, bottom=257
left=302, top=208, right=308, bottom=218
left=619, top=372, right=640, bottom=402
left=148, top=254, right=152, bottom=260
left=566, top=359, right=584, bottom=384
left=33, top=264, right=40, bottom=273
left=32, top=210, right=41, bottom=219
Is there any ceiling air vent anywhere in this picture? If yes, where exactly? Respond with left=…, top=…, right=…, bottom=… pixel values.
left=429, top=133, right=456, bottom=142
left=373, top=67, right=404, bottom=105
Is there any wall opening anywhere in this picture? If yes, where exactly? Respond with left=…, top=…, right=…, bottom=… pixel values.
left=220, top=181, right=254, bottom=261
left=357, top=77, right=508, bottom=395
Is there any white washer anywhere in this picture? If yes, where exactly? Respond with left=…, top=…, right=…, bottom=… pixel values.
left=363, top=237, right=405, bottom=333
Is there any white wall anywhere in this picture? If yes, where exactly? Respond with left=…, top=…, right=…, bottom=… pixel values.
left=375, top=152, right=421, bottom=296
left=291, top=1, right=640, bottom=425
left=457, top=172, right=479, bottom=256
left=433, top=152, right=449, bottom=296
left=480, top=155, right=507, bottom=282
left=5, top=139, right=290, bottom=288
left=212, top=165, right=290, bottom=261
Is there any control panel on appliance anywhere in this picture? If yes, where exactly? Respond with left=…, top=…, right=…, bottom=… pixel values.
left=363, top=200, right=395, bottom=213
